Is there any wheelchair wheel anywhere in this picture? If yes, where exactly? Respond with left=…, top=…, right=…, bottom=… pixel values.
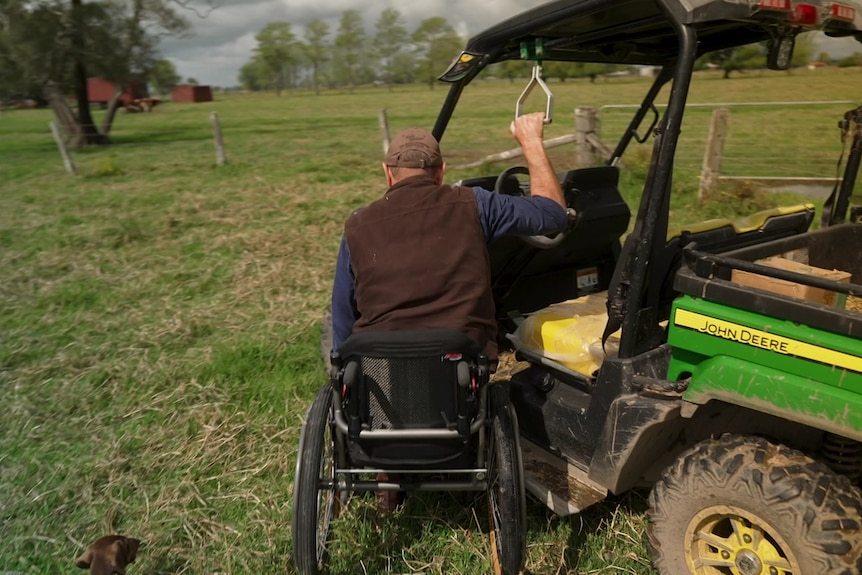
left=487, top=385, right=527, bottom=575
left=292, top=385, right=341, bottom=575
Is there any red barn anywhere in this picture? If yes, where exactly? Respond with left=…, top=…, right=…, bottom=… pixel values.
left=171, top=85, right=213, bottom=103
left=86, top=77, right=147, bottom=107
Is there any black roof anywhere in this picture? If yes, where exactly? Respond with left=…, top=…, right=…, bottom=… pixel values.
left=461, top=0, right=862, bottom=67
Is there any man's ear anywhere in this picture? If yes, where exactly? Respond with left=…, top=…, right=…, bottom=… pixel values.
left=436, top=164, right=447, bottom=185
left=123, top=537, right=141, bottom=563
left=382, top=163, right=394, bottom=186
left=75, top=549, right=92, bottom=569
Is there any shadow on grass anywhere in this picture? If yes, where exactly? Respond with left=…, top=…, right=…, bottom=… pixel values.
left=554, top=489, right=654, bottom=574
left=324, top=489, right=495, bottom=574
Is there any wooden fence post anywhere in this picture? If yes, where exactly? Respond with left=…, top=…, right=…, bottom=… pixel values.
left=211, top=111, right=226, bottom=166
left=379, top=109, right=391, bottom=156
left=49, top=121, right=76, bottom=174
left=698, top=108, right=730, bottom=202
left=575, top=106, right=597, bottom=168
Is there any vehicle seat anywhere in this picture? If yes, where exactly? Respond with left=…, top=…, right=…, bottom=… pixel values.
left=489, top=166, right=631, bottom=321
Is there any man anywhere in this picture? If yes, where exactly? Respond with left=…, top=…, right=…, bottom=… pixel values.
left=330, top=112, right=568, bottom=359
left=330, top=112, right=567, bottom=513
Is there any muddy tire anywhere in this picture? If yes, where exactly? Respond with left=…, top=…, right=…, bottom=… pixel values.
left=647, top=434, right=862, bottom=575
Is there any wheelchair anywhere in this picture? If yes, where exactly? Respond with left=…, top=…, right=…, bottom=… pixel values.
left=291, top=329, right=526, bottom=575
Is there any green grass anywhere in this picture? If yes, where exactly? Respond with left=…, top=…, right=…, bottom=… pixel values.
left=1, top=66, right=860, bottom=574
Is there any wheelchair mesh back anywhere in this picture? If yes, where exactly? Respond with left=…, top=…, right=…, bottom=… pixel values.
left=359, top=354, right=460, bottom=430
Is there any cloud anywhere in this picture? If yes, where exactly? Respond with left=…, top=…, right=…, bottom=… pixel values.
left=158, top=0, right=548, bottom=86
left=159, top=1, right=862, bottom=86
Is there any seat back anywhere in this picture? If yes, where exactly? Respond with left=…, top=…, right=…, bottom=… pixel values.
left=352, top=354, right=461, bottom=430
left=332, top=329, right=487, bottom=468
left=489, top=166, right=631, bottom=320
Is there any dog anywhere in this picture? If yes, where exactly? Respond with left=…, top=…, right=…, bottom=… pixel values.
left=75, top=535, right=140, bottom=575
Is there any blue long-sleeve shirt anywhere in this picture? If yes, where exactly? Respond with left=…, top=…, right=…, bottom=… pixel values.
left=330, top=186, right=567, bottom=351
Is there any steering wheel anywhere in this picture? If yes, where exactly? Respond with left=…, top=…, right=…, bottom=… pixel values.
left=494, top=165, right=568, bottom=249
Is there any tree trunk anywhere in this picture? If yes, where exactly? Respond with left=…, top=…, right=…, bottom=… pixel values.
left=100, top=89, right=124, bottom=136
left=71, top=0, right=109, bottom=146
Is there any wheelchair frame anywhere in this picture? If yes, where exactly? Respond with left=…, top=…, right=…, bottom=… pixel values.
left=292, top=329, right=526, bottom=575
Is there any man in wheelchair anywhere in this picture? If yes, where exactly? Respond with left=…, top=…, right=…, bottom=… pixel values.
left=291, top=113, right=566, bottom=575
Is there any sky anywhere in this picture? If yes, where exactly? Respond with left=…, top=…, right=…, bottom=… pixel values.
left=159, top=0, right=550, bottom=87
left=159, top=0, right=862, bottom=88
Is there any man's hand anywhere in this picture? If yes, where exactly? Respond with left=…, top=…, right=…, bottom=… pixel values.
left=510, top=112, right=547, bottom=148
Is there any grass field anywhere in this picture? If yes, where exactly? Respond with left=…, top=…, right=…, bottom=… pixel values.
left=1, top=66, right=860, bottom=574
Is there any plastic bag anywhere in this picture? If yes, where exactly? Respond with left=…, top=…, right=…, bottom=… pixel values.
left=509, top=292, right=619, bottom=376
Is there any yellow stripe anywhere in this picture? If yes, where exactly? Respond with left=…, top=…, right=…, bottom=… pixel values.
left=674, top=309, right=862, bottom=374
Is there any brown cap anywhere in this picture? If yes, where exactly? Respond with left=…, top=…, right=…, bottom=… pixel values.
left=385, top=128, right=443, bottom=168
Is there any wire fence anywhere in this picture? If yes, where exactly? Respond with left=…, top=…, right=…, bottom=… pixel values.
left=5, top=98, right=859, bottom=185
left=596, top=100, right=857, bottom=181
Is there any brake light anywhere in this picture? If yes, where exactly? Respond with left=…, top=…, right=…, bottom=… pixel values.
left=791, top=3, right=820, bottom=24
left=831, top=2, right=856, bottom=20
left=759, top=0, right=791, bottom=10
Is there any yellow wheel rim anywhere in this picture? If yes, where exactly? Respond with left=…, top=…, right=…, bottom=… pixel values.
left=684, top=504, right=801, bottom=574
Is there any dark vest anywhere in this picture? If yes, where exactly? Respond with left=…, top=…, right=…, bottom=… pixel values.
left=345, top=175, right=497, bottom=358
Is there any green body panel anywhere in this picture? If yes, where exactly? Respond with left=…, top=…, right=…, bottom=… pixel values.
left=667, top=295, right=862, bottom=439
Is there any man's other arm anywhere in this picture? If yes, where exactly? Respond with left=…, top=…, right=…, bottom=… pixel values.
left=330, top=235, right=359, bottom=352
left=510, top=112, right=566, bottom=210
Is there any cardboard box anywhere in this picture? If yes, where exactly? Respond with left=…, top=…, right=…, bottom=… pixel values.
left=732, top=257, right=851, bottom=307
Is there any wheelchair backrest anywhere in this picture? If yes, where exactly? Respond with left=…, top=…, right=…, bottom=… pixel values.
left=334, top=329, right=484, bottom=432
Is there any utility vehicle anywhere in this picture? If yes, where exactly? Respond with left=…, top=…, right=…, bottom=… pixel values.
left=426, top=0, right=862, bottom=572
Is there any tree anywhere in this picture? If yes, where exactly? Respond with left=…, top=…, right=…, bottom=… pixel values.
left=254, top=21, right=300, bottom=95
left=73, top=0, right=189, bottom=142
left=543, top=61, right=580, bottom=82
left=412, top=17, right=462, bottom=90
left=372, top=8, right=410, bottom=89
left=238, top=55, right=269, bottom=91
left=702, top=44, right=764, bottom=78
left=333, top=9, right=366, bottom=91
left=303, top=19, right=329, bottom=95
left=837, top=52, right=862, bottom=67
left=791, top=32, right=814, bottom=68
left=489, top=60, right=529, bottom=83
left=102, top=0, right=188, bottom=128
left=1, top=0, right=195, bottom=146
left=0, top=0, right=71, bottom=103
left=149, top=58, right=179, bottom=96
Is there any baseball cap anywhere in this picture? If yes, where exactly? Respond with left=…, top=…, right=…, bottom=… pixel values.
left=385, top=128, right=443, bottom=168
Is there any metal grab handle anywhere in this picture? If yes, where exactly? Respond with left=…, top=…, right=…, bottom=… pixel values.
left=516, top=64, right=554, bottom=124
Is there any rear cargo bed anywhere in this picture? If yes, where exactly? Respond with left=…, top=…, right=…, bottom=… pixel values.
left=674, top=223, right=862, bottom=339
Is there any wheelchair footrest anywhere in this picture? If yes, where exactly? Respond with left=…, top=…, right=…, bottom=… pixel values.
left=521, top=438, right=607, bottom=516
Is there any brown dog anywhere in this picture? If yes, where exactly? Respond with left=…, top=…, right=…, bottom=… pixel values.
left=75, top=535, right=140, bottom=575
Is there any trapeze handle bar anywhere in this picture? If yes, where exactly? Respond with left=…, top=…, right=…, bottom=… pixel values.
left=516, top=64, right=554, bottom=124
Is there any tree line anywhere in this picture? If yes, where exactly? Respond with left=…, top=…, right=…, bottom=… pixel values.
left=239, top=9, right=464, bottom=94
